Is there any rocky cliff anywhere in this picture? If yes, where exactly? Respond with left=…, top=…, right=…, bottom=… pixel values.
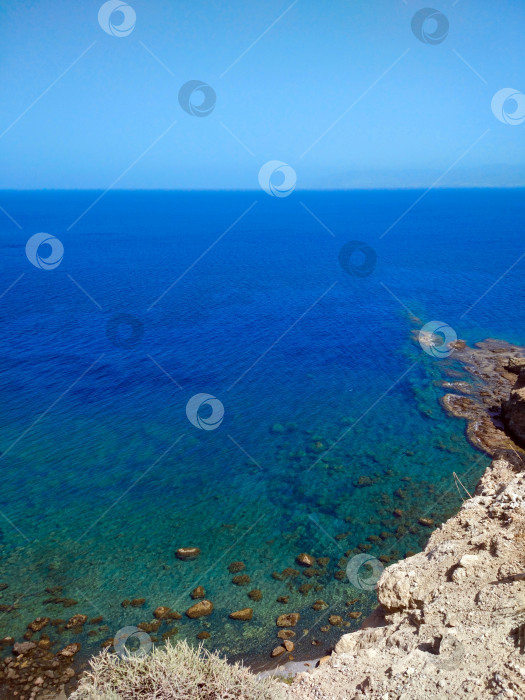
left=287, top=451, right=525, bottom=700
left=504, top=365, right=525, bottom=449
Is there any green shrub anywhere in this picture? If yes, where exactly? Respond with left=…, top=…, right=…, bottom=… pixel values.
left=70, top=640, right=286, bottom=699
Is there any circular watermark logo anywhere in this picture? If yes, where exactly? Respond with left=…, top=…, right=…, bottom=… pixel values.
left=491, top=88, right=525, bottom=126
left=25, top=233, right=64, bottom=270
left=113, top=626, right=152, bottom=658
left=98, top=0, right=136, bottom=37
left=258, top=161, right=297, bottom=198
left=346, top=553, right=384, bottom=591
left=178, top=81, right=216, bottom=117
left=411, top=8, right=449, bottom=45
left=186, top=393, right=224, bottom=431
left=418, top=321, right=457, bottom=359
left=106, top=314, right=144, bottom=349
left=338, top=241, right=376, bottom=277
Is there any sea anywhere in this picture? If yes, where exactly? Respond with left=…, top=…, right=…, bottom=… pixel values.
left=0, top=188, right=523, bottom=670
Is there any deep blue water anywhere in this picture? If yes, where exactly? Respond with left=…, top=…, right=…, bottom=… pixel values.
left=0, top=189, right=523, bottom=667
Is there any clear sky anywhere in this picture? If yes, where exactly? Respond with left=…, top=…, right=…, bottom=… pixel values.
left=1, top=0, right=524, bottom=189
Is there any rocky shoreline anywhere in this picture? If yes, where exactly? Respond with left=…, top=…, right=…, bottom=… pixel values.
left=438, top=338, right=525, bottom=456
left=287, top=339, right=525, bottom=699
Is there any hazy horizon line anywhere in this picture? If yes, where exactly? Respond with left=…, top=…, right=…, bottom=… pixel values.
left=2, top=185, right=525, bottom=193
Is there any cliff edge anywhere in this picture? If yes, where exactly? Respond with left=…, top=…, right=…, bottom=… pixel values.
left=504, top=365, right=525, bottom=449
left=288, top=453, right=525, bottom=699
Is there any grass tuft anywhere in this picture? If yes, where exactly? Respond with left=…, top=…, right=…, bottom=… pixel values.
left=70, top=639, right=286, bottom=699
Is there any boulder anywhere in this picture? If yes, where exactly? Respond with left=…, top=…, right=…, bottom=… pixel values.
left=506, top=357, right=525, bottom=374
left=229, top=608, right=253, bottom=621
left=276, top=613, right=300, bottom=627
left=65, top=614, right=88, bottom=629
left=376, top=563, right=413, bottom=611
left=296, top=553, right=315, bottom=567
left=58, top=643, right=81, bottom=657
left=153, top=606, right=171, bottom=620
left=190, top=586, right=205, bottom=599
left=418, top=518, right=434, bottom=527
left=277, top=629, right=295, bottom=640
left=176, top=547, right=201, bottom=561
left=271, top=645, right=286, bottom=657
left=27, top=617, right=50, bottom=633
left=186, top=600, right=213, bottom=618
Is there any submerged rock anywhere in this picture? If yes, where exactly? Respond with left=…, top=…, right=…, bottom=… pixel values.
left=248, top=589, right=263, bottom=601
left=65, top=614, right=88, bottom=629
left=276, top=613, right=300, bottom=627
left=186, top=600, right=214, bottom=619
left=137, top=620, right=161, bottom=633
left=153, top=606, right=171, bottom=620
left=328, top=615, right=343, bottom=626
left=271, top=645, right=286, bottom=657
left=27, top=618, right=50, bottom=633
left=296, top=553, right=315, bottom=567
left=58, top=642, right=81, bottom=657
left=228, top=561, right=245, bottom=573
left=229, top=608, right=253, bottom=621
left=176, top=547, right=201, bottom=560
left=277, top=629, right=295, bottom=640
left=232, top=574, right=251, bottom=586
left=191, top=586, right=205, bottom=599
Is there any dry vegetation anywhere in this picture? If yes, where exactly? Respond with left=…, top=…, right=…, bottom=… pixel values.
left=69, top=640, right=285, bottom=700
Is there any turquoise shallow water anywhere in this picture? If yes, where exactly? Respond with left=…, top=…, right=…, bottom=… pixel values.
left=0, top=189, right=522, bottom=670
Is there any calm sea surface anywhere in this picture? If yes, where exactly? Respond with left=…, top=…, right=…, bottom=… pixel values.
left=0, top=189, right=523, bottom=668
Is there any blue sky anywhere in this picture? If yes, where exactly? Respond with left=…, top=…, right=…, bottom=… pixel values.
left=1, top=0, right=524, bottom=189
